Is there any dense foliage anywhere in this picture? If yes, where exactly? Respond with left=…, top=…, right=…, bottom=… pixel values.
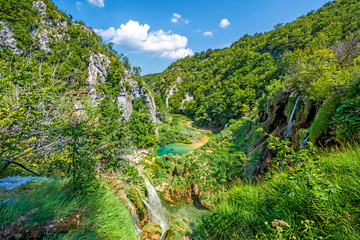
left=146, top=0, right=360, bottom=127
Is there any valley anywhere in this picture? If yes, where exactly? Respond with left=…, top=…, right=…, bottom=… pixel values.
left=1, top=0, right=360, bottom=239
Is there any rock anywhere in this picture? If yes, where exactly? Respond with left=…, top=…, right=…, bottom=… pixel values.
left=165, top=83, right=178, bottom=108
left=35, top=29, right=51, bottom=52
left=86, top=51, right=110, bottom=86
left=118, top=70, right=157, bottom=123
left=0, top=22, right=23, bottom=54
left=143, top=93, right=157, bottom=124
left=117, top=87, right=133, bottom=121
left=57, top=21, right=67, bottom=28
left=33, top=1, right=47, bottom=16
left=181, top=92, right=194, bottom=109
left=89, top=88, right=97, bottom=102
left=177, top=77, right=182, bottom=84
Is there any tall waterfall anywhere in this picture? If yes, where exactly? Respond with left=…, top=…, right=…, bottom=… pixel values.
left=285, top=94, right=301, bottom=139
left=142, top=178, right=169, bottom=238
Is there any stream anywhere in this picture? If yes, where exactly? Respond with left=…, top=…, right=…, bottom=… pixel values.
left=126, top=116, right=211, bottom=237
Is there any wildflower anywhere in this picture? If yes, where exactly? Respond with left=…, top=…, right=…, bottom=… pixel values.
left=271, top=219, right=290, bottom=227
left=305, top=219, right=310, bottom=224
left=264, top=221, right=268, bottom=226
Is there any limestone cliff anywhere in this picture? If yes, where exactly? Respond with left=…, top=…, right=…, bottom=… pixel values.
left=0, top=22, right=23, bottom=54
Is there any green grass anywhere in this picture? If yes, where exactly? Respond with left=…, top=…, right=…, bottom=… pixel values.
left=193, top=145, right=360, bottom=239
left=0, top=178, right=137, bottom=240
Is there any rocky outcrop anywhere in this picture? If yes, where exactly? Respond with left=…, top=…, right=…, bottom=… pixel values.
left=0, top=22, right=23, bottom=54
left=118, top=71, right=157, bottom=123
left=31, top=1, right=69, bottom=53
left=33, top=1, right=47, bottom=16
left=117, top=87, right=133, bottom=121
left=180, top=92, right=194, bottom=109
left=165, top=77, right=182, bottom=108
left=86, top=51, right=110, bottom=86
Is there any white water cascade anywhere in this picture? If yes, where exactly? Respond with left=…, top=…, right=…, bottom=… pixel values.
left=142, top=178, right=169, bottom=238
left=285, top=94, right=302, bottom=139
left=125, top=198, right=141, bottom=234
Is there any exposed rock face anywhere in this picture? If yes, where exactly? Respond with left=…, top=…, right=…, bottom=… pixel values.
left=86, top=51, right=110, bottom=86
left=144, top=93, right=157, bottom=124
left=165, top=77, right=182, bottom=108
left=118, top=71, right=157, bottom=123
left=0, top=22, right=23, bottom=54
left=33, top=1, right=47, bottom=15
left=117, top=87, right=133, bottom=121
left=181, top=92, right=194, bottom=109
left=31, top=1, right=69, bottom=53
left=34, top=28, right=51, bottom=52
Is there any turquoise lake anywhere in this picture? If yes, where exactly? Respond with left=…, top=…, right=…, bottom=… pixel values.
left=156, top=143, right=195, bottom=157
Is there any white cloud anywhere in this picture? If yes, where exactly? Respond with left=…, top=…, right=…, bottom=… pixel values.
left=220, top=19, right=230, bottom=29
left=95, top=20, right=194, bottom=60
left=76, top=1, right=82, bottom=11
left=87, top=0, right=104, bottom=7
left=204, top=31, right=213, bottom=36
left=160, top=48, right=194, bottom=59
left=173, top=13, right=181, bottom=19
left=171, top=13, right=190, bottom=24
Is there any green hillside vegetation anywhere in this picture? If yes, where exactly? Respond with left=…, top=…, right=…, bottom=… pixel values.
left=146, top=0, right=360, bottom=127
left=194, top=144, right=360, bottom=240
left=1, top=0, right=360, bottom=239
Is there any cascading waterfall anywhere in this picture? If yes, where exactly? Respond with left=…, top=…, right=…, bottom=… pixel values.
left=285, top=94, right=302, bottom=139
left=125, top=198, right=141, bottom=234
left=142, top=178, right=169, bottom=238
left=126, top=152, right=169, bottom=237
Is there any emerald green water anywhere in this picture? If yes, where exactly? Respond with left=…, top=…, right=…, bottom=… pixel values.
left=156, top=143, right=194, bottom=157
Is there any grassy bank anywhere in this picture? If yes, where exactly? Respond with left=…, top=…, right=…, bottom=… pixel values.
left=0, top=179, right=137, bottom=240
left=193, top=145, right=360, bottom=239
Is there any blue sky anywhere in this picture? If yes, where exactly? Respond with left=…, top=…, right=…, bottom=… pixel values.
left=53, top=0, right=330, bottom=75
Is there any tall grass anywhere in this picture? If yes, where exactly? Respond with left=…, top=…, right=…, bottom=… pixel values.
left=194, top=145, right=360, bottom=239
left=0, top=178, right=137, bottom=240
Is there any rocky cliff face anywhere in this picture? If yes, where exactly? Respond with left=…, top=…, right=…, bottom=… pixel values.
left=31, top=1, right=68, bottom=53
left=0, top=22, right=23, bottom=54
left=165, top=77, right=182, bottom=108
left=117, top=71, right=157, bottom=123
left=86, top=51, right=111, bottom=86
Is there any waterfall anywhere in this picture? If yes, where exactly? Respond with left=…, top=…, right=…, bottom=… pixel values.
left=301, top=136, right=310, bottom=146
left=125, top=198, right=141, bottom=234
left=143, top=178, right=169, bottom=238
left=285, top=94, right=301, bottom=139
left=127, top=152, right=169, bottom=238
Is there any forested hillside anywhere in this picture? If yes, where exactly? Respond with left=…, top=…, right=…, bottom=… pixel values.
left=0, top=0, right=159, bottom=238
left=147, top=0, right=360, bottom=128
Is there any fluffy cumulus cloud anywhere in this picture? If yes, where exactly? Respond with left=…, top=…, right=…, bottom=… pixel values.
left=160, top=48, right=194, bottom=59
left=95, top=20, right=194, bottom=59
left=171, top=13, right=190, bottom=24
left=220, top=19, right=230, bottom=29
left=87, top=0, right=104, bottom=7
left=204, top=31, right=213, bottom=36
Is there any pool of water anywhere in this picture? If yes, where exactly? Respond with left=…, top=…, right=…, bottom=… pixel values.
left=156, top=143, right=195, bottom=157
